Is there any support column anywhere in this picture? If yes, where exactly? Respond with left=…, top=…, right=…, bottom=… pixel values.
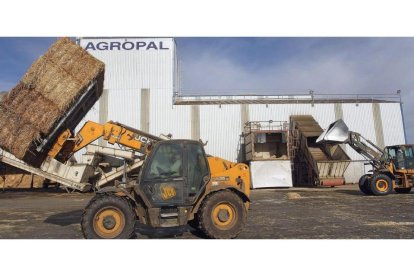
left=238, top=104, right=250, bottom=162
left=191, top=105, right=200, bottom=140
left=141, top=88, right=150, bottom=133
left=372, top=103, right=385, bottom=149
left=334, top=102, right=347, bottom=154
left=98, top=89, right=109, bottom=146
left=240, top=104, right=250, bottom=131
left=334, top=103, right=343, bottom=120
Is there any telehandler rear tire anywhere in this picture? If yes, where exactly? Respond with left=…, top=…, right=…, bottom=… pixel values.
left=198, top=190, right=247, bottom=239
left=358, top=174, right=373, bottom=195
left=81, top=193, right=136, bottom=239
left=369, top=174, right=392, bottom=196
left=394, top=187, right=412, bottom=194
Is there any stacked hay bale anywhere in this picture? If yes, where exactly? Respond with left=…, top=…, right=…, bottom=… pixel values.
left=0, top=38, right=105, bottom=166
left=0, top=163, right=45, bottom=189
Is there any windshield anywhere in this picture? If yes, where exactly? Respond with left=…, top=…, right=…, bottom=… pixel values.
left=385, top=146, right=414, bottom=169
left=146, top=143, right=183, bottom=179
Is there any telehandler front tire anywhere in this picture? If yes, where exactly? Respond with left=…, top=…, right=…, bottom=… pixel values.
left=81, top=193, right=136, bottom=239
left=369, top=174, right=393, bottom=196
left=198, top=190, right=247, bottom=239
left=358, top=174, right=373, bottom=195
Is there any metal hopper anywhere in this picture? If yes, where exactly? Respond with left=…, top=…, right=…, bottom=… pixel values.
left=316, top=119, right=350, bottom=144
left=317, top=119, right=384, bottom=167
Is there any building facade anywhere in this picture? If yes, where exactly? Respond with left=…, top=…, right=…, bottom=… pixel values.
left=78, top=37, right=406, bottom=184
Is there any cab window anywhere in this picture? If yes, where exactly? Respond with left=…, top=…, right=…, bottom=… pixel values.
left=187, top=144, right=209, bottom=194
left=404, top=146, right=414, bottom=169
left=146, top=143, right=183, bottom=179
left=387, top=148, right=396, bottom=160
left=404, top=147, right=414, bottom=159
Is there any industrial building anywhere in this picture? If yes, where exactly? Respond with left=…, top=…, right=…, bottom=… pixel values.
left=77, top=37, right=406, bottom=187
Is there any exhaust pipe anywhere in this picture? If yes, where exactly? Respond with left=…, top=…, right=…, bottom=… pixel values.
left=316, top=119, right=350, bottom=144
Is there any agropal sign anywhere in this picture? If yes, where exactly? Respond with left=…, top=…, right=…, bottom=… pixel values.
left=84, top=40, right=170, bottom=51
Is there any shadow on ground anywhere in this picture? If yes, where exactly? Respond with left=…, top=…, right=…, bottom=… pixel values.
left=333, top=189, right=365, bottom=196
left=44, top=210, right=83, bottom=226
left=44, top=210, right=205, bottom=239
left=0, top=188, right=81, bottom=200
left=135, top=223, right=207, bottom=239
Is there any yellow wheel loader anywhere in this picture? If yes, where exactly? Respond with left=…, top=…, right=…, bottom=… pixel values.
left=48, top=121, right=251, bottom=239
left=317, top=119, right=414, bottom=196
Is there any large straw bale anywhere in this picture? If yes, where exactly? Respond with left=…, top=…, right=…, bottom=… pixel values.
left=3, top=85, right=60, bottom=133
left=0, top=105, right=40, bottom=159
left=0, top=164, right=45, bottom=189
left=0, top=37, right=105, bottom=166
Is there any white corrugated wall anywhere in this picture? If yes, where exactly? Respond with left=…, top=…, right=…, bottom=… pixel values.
left=150, top=90, right=191, bottom=139
left=380, top=102, right=406, bottom=146
left=199, top=105, right=242, bottom=162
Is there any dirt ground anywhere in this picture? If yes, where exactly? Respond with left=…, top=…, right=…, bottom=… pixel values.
left=0, top=184, right=414, bottom=239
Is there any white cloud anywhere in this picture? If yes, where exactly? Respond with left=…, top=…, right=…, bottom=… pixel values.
left=180, top=38, right=414, bottom=142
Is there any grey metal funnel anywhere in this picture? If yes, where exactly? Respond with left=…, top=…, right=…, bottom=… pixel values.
left=316, top=119, right=350, bottom=144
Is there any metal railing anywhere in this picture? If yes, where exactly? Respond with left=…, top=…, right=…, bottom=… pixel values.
left=173, top=90, right=403, bottom=105
left=244, top=120, right=288, bottom=132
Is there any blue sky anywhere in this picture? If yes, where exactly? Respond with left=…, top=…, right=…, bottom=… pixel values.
left=1, top=37, right=414, bottom=142
left=0, top=37, right=57, bottom=89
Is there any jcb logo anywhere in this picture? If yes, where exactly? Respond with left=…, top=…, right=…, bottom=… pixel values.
left=136, top=135, right=150, bottom=144
left=160, top=185, right=177, bottom=200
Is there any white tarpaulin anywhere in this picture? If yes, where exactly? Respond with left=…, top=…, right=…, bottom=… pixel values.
left=250, top=160, right=293, bottom=188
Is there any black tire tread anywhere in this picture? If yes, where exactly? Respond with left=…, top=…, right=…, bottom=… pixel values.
left=369, top=174, right=393, bottom=196
left=81, top=193, right=136, bottom=239
left=198, top=190, right=247, bottom=239
left=358, top=174, right=373, bottom=195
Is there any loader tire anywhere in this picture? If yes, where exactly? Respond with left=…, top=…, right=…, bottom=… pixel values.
left=198, top=190, right=247, bottom=239
left=358, top=174, right=373, bottom=195
left=394, top=187, right=412, bottom=194
left=81, top=193, right=136, bottom=239
left=369, top=174, right=392, bottom=196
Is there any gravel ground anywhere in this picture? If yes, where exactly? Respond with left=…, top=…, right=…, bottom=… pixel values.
left=1, top=185, right=413, bottom=239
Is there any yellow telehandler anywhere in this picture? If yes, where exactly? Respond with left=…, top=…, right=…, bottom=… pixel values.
left=48, top=120, right=251, bottom=238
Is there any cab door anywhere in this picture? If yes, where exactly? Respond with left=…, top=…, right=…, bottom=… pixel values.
left=140, top=142, right=187, bottom=206
left=139, top=141, right=210, bottom=207
left=186, top=142, right=210, bottom=202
